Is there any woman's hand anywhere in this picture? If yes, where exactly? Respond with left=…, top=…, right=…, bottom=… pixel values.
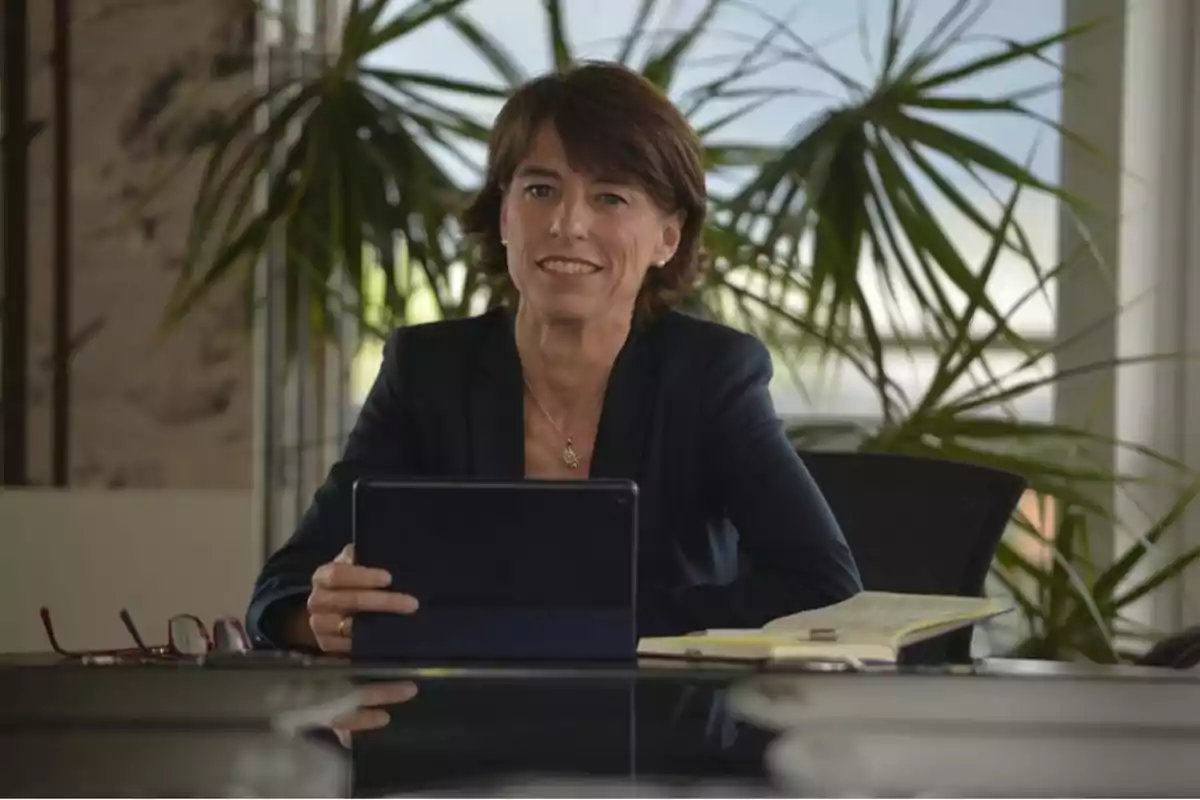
left=304, top=544, right=419, bottom=653
left=329, top=681, right=419, bottom=747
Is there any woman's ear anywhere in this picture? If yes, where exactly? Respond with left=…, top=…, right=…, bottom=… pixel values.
left=654, top=210, right=684, bottom=266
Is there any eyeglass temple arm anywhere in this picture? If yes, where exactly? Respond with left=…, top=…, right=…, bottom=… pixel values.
left=39, top=607, right=75, bottom=657
left=119, top=609, right=151, bottom=653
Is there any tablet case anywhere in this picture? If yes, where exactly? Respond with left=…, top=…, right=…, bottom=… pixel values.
left=350, top=478, right=639, bottom=662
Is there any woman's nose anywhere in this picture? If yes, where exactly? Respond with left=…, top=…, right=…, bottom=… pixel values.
left=548, top=194, right=591, bottom=240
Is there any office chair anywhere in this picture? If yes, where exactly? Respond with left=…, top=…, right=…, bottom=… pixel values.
left=798, top=449, right=1028, bottom=664
left=1137, top=626, right=1200, bottom=670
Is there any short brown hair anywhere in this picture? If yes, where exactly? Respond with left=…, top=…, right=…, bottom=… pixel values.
left=461, top=60, right=708, bottom=316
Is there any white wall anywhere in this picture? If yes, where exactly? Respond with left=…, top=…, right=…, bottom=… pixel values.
left=1059, top=0, right=1200, bottom=631
left=1, top=489, right=255, bottom=653
left=1114, top=0, right=1200, bottom=631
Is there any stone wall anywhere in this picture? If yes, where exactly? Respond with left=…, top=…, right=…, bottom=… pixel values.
left=24, top=0, right=258, bottom=489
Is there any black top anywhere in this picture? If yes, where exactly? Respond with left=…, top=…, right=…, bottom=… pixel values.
left=246, top=306, right=862, bottom=647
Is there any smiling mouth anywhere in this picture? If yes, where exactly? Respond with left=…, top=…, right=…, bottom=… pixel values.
left=537, top=257, right=602, bottom=276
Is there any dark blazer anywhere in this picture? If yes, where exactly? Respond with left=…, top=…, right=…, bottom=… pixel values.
left=246, top=306, right=862, bottom=647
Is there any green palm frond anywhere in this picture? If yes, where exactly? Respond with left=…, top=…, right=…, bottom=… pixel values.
left=166, top=0, right=507, bottom=354
left=716, top=0, right=1101, bottom=367
left=1000, top=480, right=1200, bottom=662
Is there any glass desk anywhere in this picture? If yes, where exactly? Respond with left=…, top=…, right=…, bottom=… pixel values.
left=2, top=656, right=1198, bottom=797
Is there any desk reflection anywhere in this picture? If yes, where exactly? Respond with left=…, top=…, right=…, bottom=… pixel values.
left=328, top=680, right=419, bottom=747
left=10, top=657, right=1194, bottom=797
left=316, top=674, right=772, bottom=797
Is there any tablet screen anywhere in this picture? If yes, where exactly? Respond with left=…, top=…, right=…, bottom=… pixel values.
left=350, top=478, right=639, bottom=662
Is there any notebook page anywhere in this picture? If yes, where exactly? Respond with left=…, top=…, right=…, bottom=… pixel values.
left=759, top=592, right=1010, bottom=644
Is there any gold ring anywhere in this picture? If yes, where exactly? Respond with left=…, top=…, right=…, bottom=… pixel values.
left=337, top=617, right=351, bottom=638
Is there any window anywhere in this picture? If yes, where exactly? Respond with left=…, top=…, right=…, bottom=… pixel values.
left=350, top=0, right=1064, bottom=423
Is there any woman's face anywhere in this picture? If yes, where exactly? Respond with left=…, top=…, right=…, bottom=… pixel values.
left=500, top=123, right=682, bottom=326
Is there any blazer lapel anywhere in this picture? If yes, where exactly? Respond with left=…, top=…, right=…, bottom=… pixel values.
left=590, top=318, right=661, bottom=483
left=466, top=308, right=526, bottom=479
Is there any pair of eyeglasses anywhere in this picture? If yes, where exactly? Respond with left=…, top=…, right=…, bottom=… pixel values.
left=40, top=606, right=251, bottom=664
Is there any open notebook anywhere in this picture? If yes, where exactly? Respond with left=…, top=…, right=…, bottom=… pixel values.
left=637, top=591, right=1012, bottom=666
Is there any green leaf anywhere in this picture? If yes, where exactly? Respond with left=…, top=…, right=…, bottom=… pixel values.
left=366, top=0, right=474, bottom=53
left=443, top=11, right=528, bottom=88
left=1112, top=543, right=1200, bottom=614
left=994, top=527, right=1119, bottom=660
left=543, top=0, right=573, bottom=71
left=361, top=68, right=512, bottom=98
left=614, top=0, right=659, bottom=65
left=890, top=113, right=1081, bottom=207
left=1090, top=478, right=1200, bottom=610
left=909, top=159, right=1027, bottom=416
left=342, top=0, right=393, bottom=56
left=640, top=0, right=724, bottom=89
left=694, top=91, right=792, bottom=140
left=734, top=0, right=865, bottom=96
left=891, top=0, right=987, bottom=85
left=880, top=0, right=917, bottom=80
left=912, top=18, right=1099, bottom=93
left=947, top=352, right=1196, bottom=420
left=704, top=145, right=783, bottom=171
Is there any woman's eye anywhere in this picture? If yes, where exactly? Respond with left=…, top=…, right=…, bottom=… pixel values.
left=597, top=193, right=627, bottom=206
left=525, top=184, right=554, bottom=199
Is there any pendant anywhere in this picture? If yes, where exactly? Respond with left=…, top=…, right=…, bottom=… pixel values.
left=561, top=438, right=581, bottom=469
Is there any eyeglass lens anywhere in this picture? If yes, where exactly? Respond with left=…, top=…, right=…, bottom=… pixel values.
left=212, top=618, right=250, bottom=653
left=168, top=616, right=210, bottom=656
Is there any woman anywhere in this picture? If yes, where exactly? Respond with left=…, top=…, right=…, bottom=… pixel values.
left=247, top=60, right=862, bottom=653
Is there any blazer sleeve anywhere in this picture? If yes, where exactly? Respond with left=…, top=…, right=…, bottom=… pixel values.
left=649, top=333, right=863, bottom=632
left=245, top=327, right=417, bottom=648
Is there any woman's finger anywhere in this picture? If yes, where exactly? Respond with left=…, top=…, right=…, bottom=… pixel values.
left=310, top=613, right=348, bottom=637
left=309, top=613, right=351, bottom=653
left=312, top=562, right=392, bottom=590
left=356, top=681, right=419, bottom=708
left=330, top=708, right=390, bottom=747
left=308, top=588, right=418, bottom=615
left=327, top=682, right=418, bottom=746
left=316, top=633, right=352, bottom=654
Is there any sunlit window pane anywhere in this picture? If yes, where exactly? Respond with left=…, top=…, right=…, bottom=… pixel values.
left=769, top=347, right=1055, bottom=423
left=358, top=0, right=1064, bottom=342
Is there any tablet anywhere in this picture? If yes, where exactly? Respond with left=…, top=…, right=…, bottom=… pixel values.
left=350, top=478, right=639, bottom=662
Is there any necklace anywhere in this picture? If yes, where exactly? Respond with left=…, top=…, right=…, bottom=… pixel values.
left=522, top=376, right=582, bottom=470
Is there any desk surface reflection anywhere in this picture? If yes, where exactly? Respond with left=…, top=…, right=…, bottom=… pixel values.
left=2, top=656, right=1198, bottom=797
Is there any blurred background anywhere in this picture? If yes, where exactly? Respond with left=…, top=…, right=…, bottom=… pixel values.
left=2, top=0, right=1197, bottom=662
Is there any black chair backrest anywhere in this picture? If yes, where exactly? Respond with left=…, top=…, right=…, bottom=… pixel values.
left=1138, top=625, right=1200, bottom=670
left=798, top=450, right=1028, bottom=663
